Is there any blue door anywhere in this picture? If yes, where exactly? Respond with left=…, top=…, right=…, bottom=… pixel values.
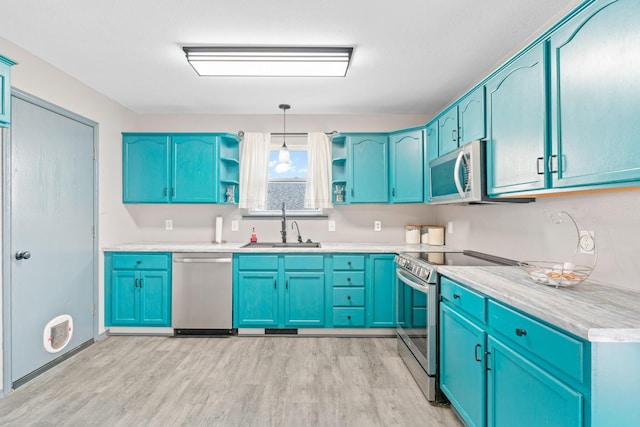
left=350, top=135, right=389, bottom=203
left=284, top=272, right=325, bottom=327
left=390, top=130, right=424, bottom=203
left=123, top=134, right=169, bottom=202
left=171, top=134, right=218, bottom=203
left=9, top=94, right=96, bottom=386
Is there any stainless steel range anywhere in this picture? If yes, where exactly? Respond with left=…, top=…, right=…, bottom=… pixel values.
left=395, top=250, right=518, bottom=402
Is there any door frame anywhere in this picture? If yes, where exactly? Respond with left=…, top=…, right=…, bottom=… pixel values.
left=1, top=89, right=99, bottom=394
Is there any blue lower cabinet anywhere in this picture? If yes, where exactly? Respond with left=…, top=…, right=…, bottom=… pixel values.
left=487, top=337, right=583, bottom=427
left=234, top=254, right=325, bottom=328
left=367, top=254, right=396, bottom=327
left=105, top=252, right=171, bottom=327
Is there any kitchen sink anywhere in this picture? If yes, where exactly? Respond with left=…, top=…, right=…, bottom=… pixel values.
left=242, top=242, right=321, bottom=248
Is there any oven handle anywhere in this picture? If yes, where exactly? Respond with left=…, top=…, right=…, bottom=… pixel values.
left=396, top=268, right=429, bottom=294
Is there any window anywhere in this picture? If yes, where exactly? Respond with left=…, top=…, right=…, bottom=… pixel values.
left=246, top=137, right=324, bottom=216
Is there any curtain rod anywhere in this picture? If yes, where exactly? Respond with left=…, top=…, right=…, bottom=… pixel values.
left=237, top=131, right=337, bottom=137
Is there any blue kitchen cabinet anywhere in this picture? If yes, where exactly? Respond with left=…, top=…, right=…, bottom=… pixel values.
left=331, top=254, right=366, bottom=327
left=235, top=254, right=326, bottom=328
left=172, top=134, right=218, bottom=203
left=389, top=128, right=424, bottom=203
left=123, top=134, right=170, bottom=203
left=284, top=272, right=325, bottom=327
left=438, top=86, right=486, bottom=157
left=236, top=271, right=279, bottom=327
left=440, top=278, right=487, bottom=427
left=350, top=134, right=389, bottom=203
left=486, top=42, right=547, bottom=196
left=366, top=254, right=396, bottom=327
left=105, top=252, right=172, bottom=327
left=487, top=336, right=583, bottom=427
left=0, top=55, right=16, bottom=127
left=438, top=105, right=459, bottom=156
left=424, top=121, right=438, bottom=202
left=549, top=0, right=640, bottom=189
left=330, top=134, right=348, bottom=204
left=123, top=132, right=240, bottom=204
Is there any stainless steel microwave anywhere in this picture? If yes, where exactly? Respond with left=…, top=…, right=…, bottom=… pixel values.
left=429, top=140, right=533, bottom=205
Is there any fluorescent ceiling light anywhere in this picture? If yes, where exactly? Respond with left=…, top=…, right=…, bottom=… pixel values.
left=182, top=46, right=353, bottom=77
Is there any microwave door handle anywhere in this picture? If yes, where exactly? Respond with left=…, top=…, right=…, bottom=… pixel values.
left=453, top=150, right=466, bottom=197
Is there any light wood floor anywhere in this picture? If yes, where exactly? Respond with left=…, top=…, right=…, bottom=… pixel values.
left=0, top=336, right=463, bottom=427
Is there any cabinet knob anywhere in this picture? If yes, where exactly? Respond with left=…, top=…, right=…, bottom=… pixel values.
left=453, top=293, right=461, bottom=299
left=515, top=328, right=527, bottom=337
left=347, top=315, right=351, bottom=320
left=347, top=277, right=351, bottom=282
left=347, top=261, right=352, bottom=266
left=136, top=260, right=141, bottom=264
left=347, top=296, right=351, bottom=300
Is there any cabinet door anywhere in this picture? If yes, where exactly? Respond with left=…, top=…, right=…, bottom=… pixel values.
left=139, top=270, right=170, bottom=326
left=549, top=0, right=640, bottom=188
left=440, top=303, right=486, bottom=427
left=486, top=43, right=547, bottom=195
left=237, top=272, right=279, bottom=327
left=367, top=254, right=395, bottom=327
left=350, top=135, right=389, bottom=203
left=390, top=130, right=424, bottom=203
left=111, top=271, right=139, bottom=326
left=458, top=86, right=486, bottom=144
left=425, top=123, right=437, bottom=202
left=487, top=337, right=583, bottom=427
left=123, top=135, right=170, bottom=203
left=171, top=134, right=218, bottom=203
left=438, top=106, right=459, bottom=156
left=0, top=57, right=15, bottom=127
left=284, top=272, right=325, bottom=327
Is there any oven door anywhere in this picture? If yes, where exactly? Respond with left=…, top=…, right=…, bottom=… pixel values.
left=396, top=268, right=436, bottom=376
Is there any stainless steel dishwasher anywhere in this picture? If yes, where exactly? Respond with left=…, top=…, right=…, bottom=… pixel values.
left=172, top=253, right=233, bottom=336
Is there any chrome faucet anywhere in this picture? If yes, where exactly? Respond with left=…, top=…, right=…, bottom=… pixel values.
left=291, top=221, right=303, bottom=243
left=280, top=202, right=287, bottom=243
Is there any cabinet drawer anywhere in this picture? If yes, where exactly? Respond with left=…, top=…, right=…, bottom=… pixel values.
left=333, top=307, right=365, bottom=327
left=112, top=253, right=169, bottom=270
left=333, top=287, right=365, bottom=306
left=333, top=255, right=365, bottom=270
left=488, top=300, right=585, bottom=383
left=332, top=271, right=365, bottom=287
left=440, top=276, right=486, bottom=322
left=284, top=255, right=324, bottom=270
left=237, top=255, right=279, bottom=270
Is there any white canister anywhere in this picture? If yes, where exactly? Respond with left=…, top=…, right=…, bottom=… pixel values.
left=405, top=225, right=421, bottom=244
left=427, top=226, right=445, bottom=246
left=420, top=226, right=429, bottom=244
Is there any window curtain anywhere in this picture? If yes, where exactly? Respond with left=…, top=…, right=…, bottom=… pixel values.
left=304, top=132, right=334, bottom=209
left=239, top=132, right=270, bottom=209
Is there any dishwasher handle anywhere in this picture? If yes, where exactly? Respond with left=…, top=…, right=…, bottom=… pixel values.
left=173, top=257, right=232, bottom=263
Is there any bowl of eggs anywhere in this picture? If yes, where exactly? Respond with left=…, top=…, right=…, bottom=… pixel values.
left=518, top=261, right=593, bottom=287
left=518, top=211, right=597, bottom=288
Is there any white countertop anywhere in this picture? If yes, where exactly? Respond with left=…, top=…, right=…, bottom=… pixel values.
left=438, top=265, right=640, bottom=343
left=102, top=241, right=459, bottom=253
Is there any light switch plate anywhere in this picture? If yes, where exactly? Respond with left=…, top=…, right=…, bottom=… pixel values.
left=328, top=220, right=336, bottom=232
left=165, top=219, right=173, bottom=231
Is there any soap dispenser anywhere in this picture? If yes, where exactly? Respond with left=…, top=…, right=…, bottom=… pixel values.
left=250, top=227, right=257, bottom=243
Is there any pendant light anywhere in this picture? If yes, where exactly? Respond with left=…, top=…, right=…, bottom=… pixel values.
left=278, top=104, right=291, bottom=165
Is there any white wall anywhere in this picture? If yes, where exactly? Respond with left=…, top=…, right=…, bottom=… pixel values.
left=434, top=189, right=640, bottom=291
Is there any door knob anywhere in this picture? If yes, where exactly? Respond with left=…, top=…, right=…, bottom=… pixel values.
left=15, top=251, right=31, bottom=260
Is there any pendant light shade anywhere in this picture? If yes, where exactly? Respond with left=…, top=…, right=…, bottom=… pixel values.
left=278, top=104, right=291, bottom=165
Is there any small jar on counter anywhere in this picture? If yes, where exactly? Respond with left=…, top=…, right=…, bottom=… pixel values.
left=405, top=225, right=421, bottom=244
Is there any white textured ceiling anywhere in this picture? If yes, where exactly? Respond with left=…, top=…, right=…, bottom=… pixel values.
left=0, top=0, right=581, bottom=115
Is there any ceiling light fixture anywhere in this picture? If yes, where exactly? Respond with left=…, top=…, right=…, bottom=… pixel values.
left=182, top=46, right=353, bottom=77
left=278, top=104, right=291, bottom=165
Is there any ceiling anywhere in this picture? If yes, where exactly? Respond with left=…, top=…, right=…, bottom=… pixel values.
left=0, top=0, right=580, bottom=116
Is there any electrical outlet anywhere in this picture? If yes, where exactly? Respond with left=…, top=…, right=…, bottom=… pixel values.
left=231, top=220, right=239, bottom=231
left=579, top=230, right=595, bottom=254
left=165, top=219, right=173, bottom=231
left=328, top=220, right=336, bottom=232
left=374, top=221, right=382, bottom=232
left=447, top=221, right=454, bottom=234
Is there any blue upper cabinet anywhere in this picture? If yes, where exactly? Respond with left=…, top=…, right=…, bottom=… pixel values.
left=172, top=134, right=218, bottom=203
left=0, top=55, right=16, bottom=128
left=349, top=134, right=389, bottom=203
left=486, top=42, right=547, bottom=196
left=438, top=105, right=459, bottom=156
left=123, top=133, right=239, bottom=204
left=424, top=122, right=437, bottom=203
left=389, top=128, right=424, bottom=203
left=549, top=0, right=640, bottom=189
left=458, top=86, right=486, bottom=144
left=123, top=134, right=170, bottom=203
